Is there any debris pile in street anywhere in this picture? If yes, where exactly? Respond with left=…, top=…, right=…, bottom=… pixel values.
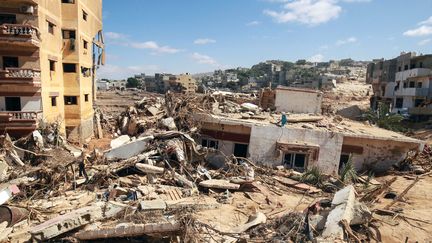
left=0, top=91, right=430, bottom=242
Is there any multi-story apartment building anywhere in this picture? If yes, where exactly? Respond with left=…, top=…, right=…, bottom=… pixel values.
left=367, top=52, right=432, bottom=119
left=0, top=0, right=103, bottom=141
left=167, top=73, right=197, bottom=94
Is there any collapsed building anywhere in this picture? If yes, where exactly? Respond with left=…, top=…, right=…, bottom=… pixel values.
left=198, top=86, right=423, bottom=175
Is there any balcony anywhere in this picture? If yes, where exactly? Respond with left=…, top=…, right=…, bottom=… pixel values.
left=394, top=88, right=429, bottom=97
left=396, top=68, right=431, bottom=82
left=0, top=68, right=41, bottom=87
left=0, top=24, right=40, bottom=48
left=0, top=111, right=42, bottom=137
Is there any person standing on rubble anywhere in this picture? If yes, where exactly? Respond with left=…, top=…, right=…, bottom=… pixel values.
left=78, top=152, right=89, bottom=182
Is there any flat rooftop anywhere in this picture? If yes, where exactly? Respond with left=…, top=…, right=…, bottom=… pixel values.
left=197, top=112, right=422, bottom=144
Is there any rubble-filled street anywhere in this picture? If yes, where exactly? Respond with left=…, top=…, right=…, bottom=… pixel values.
left=0, top=87, right=431, bottom=242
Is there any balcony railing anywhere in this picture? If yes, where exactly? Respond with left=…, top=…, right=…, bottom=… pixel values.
left=0, top=24, right=40, bottom=47
left=0, top=68, right=41, bottom=85
left=8, top=111, right=42, bottom=121
left=396, top=68, right=431, bottom=82
left=394, top=88, right=429, bottom=97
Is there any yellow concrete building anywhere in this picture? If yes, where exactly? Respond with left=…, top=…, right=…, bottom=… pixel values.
left=0, top=0, right=103, bottom=141
left=168, top=73, right=197, bottom=94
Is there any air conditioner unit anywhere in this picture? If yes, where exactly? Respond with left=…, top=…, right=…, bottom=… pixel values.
left=21, top=6, right=34, bottom=14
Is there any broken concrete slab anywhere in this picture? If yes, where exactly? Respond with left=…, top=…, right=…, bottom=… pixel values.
left=135, top=163, right=165, bottom=174
left=321, top=185, right=356, bottom=240
left=161, top=117, right=177, bottom=130
left=0, top=159, right=8, bottom=182
left=30, top=205, right=104, bottom=241
left=110, top=135, right=131, bottom=149
left=105, top=136, right=154, bottom=160
left=199, top=179, right=240, bottom=190
left=139, top=200, right=167, bottom=211
left=30, top=202, right=126, bottom=241
left=74, top=221, right=180, bottom=240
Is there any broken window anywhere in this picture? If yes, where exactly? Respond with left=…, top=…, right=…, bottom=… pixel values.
left=404, top=65, right=408, bottom=70
left=83, top=40, right=88, bottom=49
left=403, top=82, right=407, bottom=88
left=49, top=60, right=56, bottom=71
left=420, top=62, right=423, bottom=68
left=283, top=153, right=307, bottom=172
left=63, top=63, right=76, bottom=73
left=47, top=21, right=54, bottom=35
left=201, top=139, right=218, bottom=149
left=415, top=99, right=424, bottom=107
left=61, top=0, right=75, bottom=3
left=62, top=30, right=76, bottom=39
left=233, top=143, right=248, bottom=158
left=84, top=94, right=89, bottom=102
left=3, top=56, right=18, bottom=69
left=395, top=98, right=403, bottom=109
left=409, top=81, right=415, bottom=88
left=51, top=97, right=57, bottom=106
left=339, top=153, right=351, bottom=173
left=417, top=82, right=423, bottom=88
left=83, top=11, right=88, bottom=21
left=81, top=66, right=91, bottom=77
left=64, top=96, right=77, bottom=105
left=0, top=14, right=17, bottom=24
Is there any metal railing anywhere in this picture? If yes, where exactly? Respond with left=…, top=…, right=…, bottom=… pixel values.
left=0, top=68, right=41, bottom=82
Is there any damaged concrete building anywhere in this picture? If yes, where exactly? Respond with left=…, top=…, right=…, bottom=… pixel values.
left=198, top=114, right=423, bottom=175
left=367, top=52, right=432, bottom=119
left=198, top=87, right=423, bottom=175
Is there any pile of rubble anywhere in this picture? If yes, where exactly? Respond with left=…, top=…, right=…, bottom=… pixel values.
left=0, top=92, right=429, bottom=242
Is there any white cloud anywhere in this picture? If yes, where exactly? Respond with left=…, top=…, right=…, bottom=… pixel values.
left=319, top=44, right=329, bottom=50
left=308, top=54, right=324, bottom=62
left=403, top=25, right=432, bottom=37
left=404, top=16, right=432, bottom=37
left=246, top=21, right=261, bottom=26
left=419, top=16, right=432, bottom=26
left=193, top=38, right=216, bottom=45
left=191, top=52, right=219, bottom=66
left=341, top=0, right=371, bottom=2
left=263, top=0, right=342, bottom=26
left=418, top=39, right=431, bottom=46
left=98, top=64, right=160, bottom=80
left=336, top=36, right=357, bottom=45
left=105, top=32, right=127, bottom=40
left=130, top=41, right=182, bottom=54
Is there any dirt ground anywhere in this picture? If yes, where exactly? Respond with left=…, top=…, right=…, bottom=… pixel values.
left=373, top=174, right=432, bottom=242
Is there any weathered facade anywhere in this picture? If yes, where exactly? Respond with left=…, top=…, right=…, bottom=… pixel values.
left=198, top=114, right=423, bottom=176
left=0, top=0, right=103, bottom=141
left=367, top=52, right=432, bottom=119
left=274, top=86, right=323, bottom=114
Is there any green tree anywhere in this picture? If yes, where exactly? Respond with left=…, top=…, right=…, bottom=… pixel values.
left=126, top=77, right=140, bottom=88
left=365, top=103, right=404, bottom=132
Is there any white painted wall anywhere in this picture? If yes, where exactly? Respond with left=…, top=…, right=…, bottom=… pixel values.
left=21, top=97, right=42, bottom=111
left=248, top=125, right=344, bottom=175
left=274, top=89, right=322, bottom=114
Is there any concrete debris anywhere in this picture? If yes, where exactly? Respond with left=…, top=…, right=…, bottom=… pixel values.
left=199, top=179, right=241, bottom=190
left=74, top=221, right=181, bottom=240
left=0, top=89, right=427, bottom=242
left=105, top=135, right=154, bottom=160
left=110, top=135, right=131, bottom=149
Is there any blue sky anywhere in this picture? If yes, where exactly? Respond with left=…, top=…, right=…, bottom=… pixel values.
left=99, top=0, right=432, bottom=79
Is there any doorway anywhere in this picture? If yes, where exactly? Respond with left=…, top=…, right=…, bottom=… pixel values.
left=3, top=56, right=19, bottom=70
left=233, top=143, right=248, bottom=158
left=5, top=97, right=21, bottom=111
